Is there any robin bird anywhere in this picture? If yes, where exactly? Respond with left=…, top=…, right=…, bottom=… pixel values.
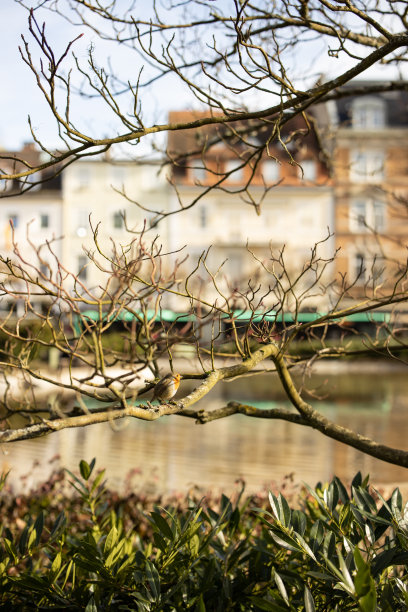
left=152, top=373, right=181, bottom=404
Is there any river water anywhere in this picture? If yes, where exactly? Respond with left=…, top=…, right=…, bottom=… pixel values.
left=1, top=362, right=408, bottom=495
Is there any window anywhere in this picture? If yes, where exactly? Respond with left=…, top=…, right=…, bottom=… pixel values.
left=262, top=160, right=280, bottom=183
left=350, top=199, right=385, bottom=233
left=350, top=200, right=366, bottom=232
left=372, top=255, right=385, bottom=284
left=23, top=174, right=41, bottom=192
left=40, top=214, right=49, bottom=229
left=350, top=150, right=384, bottom=183
left=76, top=210, right=89, bottom=237
left=39, top=262, right=49, bottom=277
left=352, top=252, right=384, bottom=285
left=1, top=168, right=13, bottom=192
left=199, top=207, right=207, bottom=228
left=228, top=212, right=241, bottom=241
left=226, top=252, right=243, bottom=282
left=113, top=211, right=124, bottom=229
left=110, top=166, right=126, bottom=188
left=191, top=161, right=207, bottom=183
left=77, top=167, right=90, bottom=189
left=225, top=160, right=244, bottom=183
left=8, top=214, right=19, bottom=229
left=299, top=160, right=317, bottom=181
left=354, top=253, right=366, bottom=283
left=352, top=97, right=386, bottom=129
left=77, top=255, right=88, bottom=281
left=372, top=201, right=385, bottom=232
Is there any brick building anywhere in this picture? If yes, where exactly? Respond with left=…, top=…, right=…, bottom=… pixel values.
left=324, top=84, right=408, bottom=301
left=166, top=110, right=334, bottom=311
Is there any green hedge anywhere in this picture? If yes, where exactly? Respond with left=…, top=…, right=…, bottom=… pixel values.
left=0, top=461, right=407, bottom=610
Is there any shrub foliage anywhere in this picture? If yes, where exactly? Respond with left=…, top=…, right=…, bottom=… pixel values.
left=0, top=461, right=407, bottom=610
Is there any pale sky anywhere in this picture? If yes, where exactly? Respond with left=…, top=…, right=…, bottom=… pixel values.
left=1, top=1, right=405, bottom=152
left=0, top=1, right=188, bottom=152
left=1, top=2, right=78, bottom=148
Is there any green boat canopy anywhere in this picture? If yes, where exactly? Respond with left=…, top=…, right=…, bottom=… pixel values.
left=76, top=309, right=390, bottom=325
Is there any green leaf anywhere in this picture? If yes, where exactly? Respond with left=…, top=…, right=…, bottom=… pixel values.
left=85, top=596, right=98, bottom=612
left=309, top=519, right=324, bottom=551
left=104, top=525, right=118, bottom=554
left=145, top=560, right=160, bottom=601
left=324, top=481, right=339, bottom=511
left=150, top=511, right=175, bottom=541
left=273, top=568, right=290, bottom=607
left=248, top=595, right=287, bottom=611
left=189, top=533, right=200, bottom=556
left=269, top=530, right=303, bottom=553
left=3, top=538, right=18, bottom=564
left=90, top=470, right=106, bottom=493
left=0, top=560, right=9, bottom=576
left=18, top=524, right=30, bottom=555
left=153, top=532, right=167, bottom=552
left=322, top=531, right=336, bottom=560
left=278, top=494, right=291, bottom=527
left=333, top=476, right=350, bottom=504
left=80, top=459, right=95, bottom=481
left=33, top=511, right=44, bottom=546
left=28, top=528, right=37, bottom=552
left=304, top=585, right=316, bottom=612
left=354, top=547, right=377, bottom=612
left=268, top=491, right=280, bottom=521
left=50, top=511, right=67, bottom=541
left=337, top=548, right=355, bottom=595
left=295, top=533, right=317, bottom=561
left=196, top=593, right=206, bottom=612
left=352, top=473, right=363, bottom=488
left=105, top=539, right=126, bottom=568
left=51, top=551, right=62, bottom=574
left=307, top=570, right=335, bottom=582
left=0, top=471, right=9, bottom=493
left=303, top=483, right=330, bottom=517
left=292, top=509, right=307, bottom=536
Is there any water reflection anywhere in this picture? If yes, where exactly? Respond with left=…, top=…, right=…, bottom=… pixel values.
left=1, top=366, right=408, bottom=494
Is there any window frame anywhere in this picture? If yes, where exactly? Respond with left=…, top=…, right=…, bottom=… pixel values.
left=224, top=159, right=244, bottom=183
left=40, top=213, right=49, bottom=229
left=262, top=159, right=280, bottom=183
left=113, top=211, right=124, bottom=230
left=351, top=251, right=385, bottom=285
left=298, top=159, right=317, bottom=181
left=77, top=255, right=88, bottom=281
left=350, top=149, right=385, bottom=183
left=350, top=198, right=386, bottom=233
left=351, top=97, right=386, bottom=129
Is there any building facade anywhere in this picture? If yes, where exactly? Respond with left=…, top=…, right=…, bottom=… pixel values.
left=325, top=85, right=408, bottom=302
left=166, top=111, right=335, bottom=312
left=61, top=158, right=168, bottom=293
left=3, top=87, right=407, bottom=317
left=0, top=146, right=169, bottom=311
left=0, top=143, right=63, bottom=314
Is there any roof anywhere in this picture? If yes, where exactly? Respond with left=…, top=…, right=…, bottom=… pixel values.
left=0, top=143, right=62, bottom=193
left=334, top=81, right=408, bottom=127
left=167, top=110, right=325, bottom=161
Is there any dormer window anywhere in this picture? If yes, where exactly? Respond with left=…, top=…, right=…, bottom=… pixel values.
left=225, top=160, right=244, bottom=183
left=352, top=97, right=386, bottom=129
left=191, top=161, right=207, bottom=183
left=298, top=159, right=317, bottom=181
left=262, top=160, right=280, bottom=183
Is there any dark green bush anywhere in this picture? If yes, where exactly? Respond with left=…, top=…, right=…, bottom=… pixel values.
left=0, top=461, right=407, bottom=610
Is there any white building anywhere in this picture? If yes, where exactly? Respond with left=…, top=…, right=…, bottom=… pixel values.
left=61, top=157, right=169, bottom=294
